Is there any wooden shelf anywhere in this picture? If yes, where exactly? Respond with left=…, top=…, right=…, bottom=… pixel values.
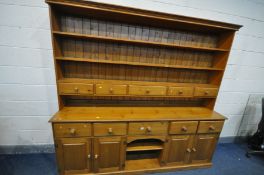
left=53, top=31, right=230, bottom=52
left=127, top=145, right=163, bottom=152
left=125, top=158, right=160, bottom=170
left=126, top=141, right=163, bottom=152
left=56, top=57, right=224, bottom=71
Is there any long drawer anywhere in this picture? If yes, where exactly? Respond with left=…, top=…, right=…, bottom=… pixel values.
left=197, top=121, right=224, bottom=133
left=169, top=121, right=198, bottom=134
left=93, top=123, right=127, bottom=136
left=95, top=84, right=127, bottom=95
left=194, top=87, right=218, bottom=97
left=53, top=123, right=92, bottom=138
left=167, top=87, right=193, bottom=97
left=58, top=83, right=93, bottom=95
left=129, top=85, right=167, bottom=96
left=128, top=122, right=168, bottom=135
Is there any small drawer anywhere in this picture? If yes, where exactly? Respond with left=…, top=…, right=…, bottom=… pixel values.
left=58, top=83, right=93, bottom=95
left=194, top=87, right=218, bottom=97
left=168, top=87, right=193, bottom=97
left=95, top=84, right=127, bottom=95
left=197, top=121, right=224, bottom=133
left=129, top=85, right=167, bottom=96
left=128, top=122, right=168, bottom=135
left=53, top=123, right=91, bottom=138
left=93, top=123, right=127, bottom=136
left=169, top=121, right=198, bottom=134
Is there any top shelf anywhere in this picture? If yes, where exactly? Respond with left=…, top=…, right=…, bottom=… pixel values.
left=53, top=31, right=230, bottom=52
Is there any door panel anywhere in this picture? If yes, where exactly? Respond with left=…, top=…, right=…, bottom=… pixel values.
left=191, top=134, right=219, bottom=164
left=55, top=138, right=91, bottom=174
left=93, top=137, right=126, bottom=173
left=166, top=135, right=193, bottom=166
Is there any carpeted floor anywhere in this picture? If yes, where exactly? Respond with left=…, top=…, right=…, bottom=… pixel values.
left=0, top=143, right=263, bottom=175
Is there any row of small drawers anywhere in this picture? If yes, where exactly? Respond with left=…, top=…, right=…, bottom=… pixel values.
left=53, top=121, right=224, bottom=138
left=58, top=83, right=219, bottom=97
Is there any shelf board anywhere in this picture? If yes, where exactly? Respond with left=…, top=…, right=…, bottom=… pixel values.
left=58, top=78, right=219, bottom=88
left=53, top=31, right=229, bottom=52
left=56, top=57, right=224, bottom=71
left=125, top=158, right=160, bottom=170
left=127, top=145, right=163, bottom=152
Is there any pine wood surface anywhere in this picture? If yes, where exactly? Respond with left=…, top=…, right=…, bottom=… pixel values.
left=50, top=107, right=226, bottom=122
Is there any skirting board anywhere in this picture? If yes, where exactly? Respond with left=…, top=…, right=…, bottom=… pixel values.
left=0, top=136, right=246, bottom=154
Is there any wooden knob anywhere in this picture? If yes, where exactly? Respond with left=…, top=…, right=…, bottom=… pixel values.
left=186, top=148, right=191, bottom=153
left=94, top=154, right=99, bottom=159
left=69, top=128, right=76, bottom=135
left=209, top=125, right=215, bottom=131
left=178, top=90, right=183, bottom=94
left=146, top=126, right=152, bottom=132
left=109, top=88, right=113, bottom=94
left=181, top=126, right=187, bottom=132
left=108, top=128, right=113, bottom=134
left=204, top=91, right=209, bottom=95
left=74, top=87, right=79, bottom=93
left=192, top=148, right=197, bottom=152
left=145, top=90, right=150, bottom=94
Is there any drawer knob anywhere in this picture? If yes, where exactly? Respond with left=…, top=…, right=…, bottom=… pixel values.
left=209, top=125, right=215, bottom=131
left=87, top=154, right=91, bottom=159
left=108, top=128, right=113, bottom=134
left=192, top=148, right=197, bottom=152
left=146, top=126, right=152, bottom=133
left=178, top=90, right=183, bottom=94
left=181, top=126, right=187, bottom=132
left=74, top=87, right=79, bottom=93
left=94, top=154, right=99, bottom=159
left=145, top=90, right=150, bottom=94
left=109, top=88, right=113, bottom=94
left=186, top=148, right=191, bottom=153
left=69, top=128, right=76, bottom=135
left=204, top=91, right=209, bottom=95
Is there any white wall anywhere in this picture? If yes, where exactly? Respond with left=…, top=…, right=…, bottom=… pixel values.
left=0, top=0, right=264, bottom=145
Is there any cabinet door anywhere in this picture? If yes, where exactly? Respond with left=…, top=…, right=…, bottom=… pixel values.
left=55, top=138, right=91, bottom=174
left=191, top=134, right=219, bottom=164
left=165, top=135, right=193, bottom=166
left=93, top=137, right=126, bottom=173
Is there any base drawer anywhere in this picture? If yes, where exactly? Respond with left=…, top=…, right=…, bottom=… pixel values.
left=53, top=123, right=91, bottom=138
left=93, top=123, right=127, bottom=136
left=169, top=121, right=198, bottom=134
left=197, top=121, right=224, bottom=133
left=128, top=122, right=168, bottom=135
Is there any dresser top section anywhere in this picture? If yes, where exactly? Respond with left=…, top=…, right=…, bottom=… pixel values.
left=46, top=0, right=241, bottom=32
left=50, top=107, right=226, bottom=122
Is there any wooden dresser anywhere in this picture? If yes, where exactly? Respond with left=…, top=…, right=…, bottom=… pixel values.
left=46, top=0, right=241, bottom=174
